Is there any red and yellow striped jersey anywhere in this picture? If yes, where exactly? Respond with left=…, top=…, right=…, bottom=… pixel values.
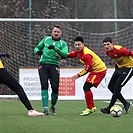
left=106, top=45, right=133, bottom=68
left=68, top=47, right=106, bottom=77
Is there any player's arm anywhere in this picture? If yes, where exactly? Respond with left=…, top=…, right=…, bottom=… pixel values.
left=34, top=38, right=45, bottom=55
left=128, top=51, right=133, bottom=56
left=55, top=42, right=68, bottom=59
left=77, top=54, right=92, bottom=77
left=120, top=47, right=133, bottom=56
left=48, top=42, right=68, bottom=59
left=67, top=51, right=78, bottom=58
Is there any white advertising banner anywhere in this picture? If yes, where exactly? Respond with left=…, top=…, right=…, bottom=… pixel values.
left=19, top=68, right=133, bottom=100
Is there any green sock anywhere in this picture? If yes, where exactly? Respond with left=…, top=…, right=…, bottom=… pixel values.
left=44, top=107, right=48, bottom=112
left=41, top=90, right=48, bottom=111
left=51, top=92, right=58, bottom=106
left=51, top=105, right=54, bottom=108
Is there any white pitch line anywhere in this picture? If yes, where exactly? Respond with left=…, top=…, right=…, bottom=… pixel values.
left=0, top=115, right=25, bottom=118
left=104, top=101, right=133, bottom=106
left=104, top=101, right=122, bottom=105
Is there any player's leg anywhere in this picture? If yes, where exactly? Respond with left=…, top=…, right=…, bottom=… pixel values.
left=100, top=69, right=124, bottom=114
left=49, top=64, right=60, bottom=115
left=80, top=70, right=106, bottom=116
left=80, top=82, right=94, bottom=116
left=0, top=68, right=44, bottom=116
left=38, top=64, right=49, bottom=115
left=83, top=82, right=94, bottom=109
left=107, top=70, right=127, bottom=105
left=100, top=68, right=133, bottom=114
left=119, top=68, right=133, bottom=113
left=109, top=68, right=132, bottom=111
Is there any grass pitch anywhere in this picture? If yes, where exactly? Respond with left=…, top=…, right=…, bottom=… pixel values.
left=0, top=100, right=132, bottom=133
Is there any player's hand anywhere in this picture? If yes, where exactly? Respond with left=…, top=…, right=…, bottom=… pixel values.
left=48, top=45, right=55, bottom=50
left=71, top=74, right=78, bottom=80
left=36, top=51, right=43, bottom=56
left=0, top=53, right=10, bottom=58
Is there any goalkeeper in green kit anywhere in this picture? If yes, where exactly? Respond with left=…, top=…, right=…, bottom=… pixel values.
left=34, top=25, right=68, bottom=115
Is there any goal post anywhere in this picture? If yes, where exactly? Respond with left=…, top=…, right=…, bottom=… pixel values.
left=0, top=19, right=133, bottom=99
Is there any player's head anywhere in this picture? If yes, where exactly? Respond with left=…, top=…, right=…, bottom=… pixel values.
left=51, top=25, right=62, bottom=40
left=74, top=36, right=84, bottom=51
left=103, top=37, right=114, bottom=52
left=103, top=37, right=112, bottom=43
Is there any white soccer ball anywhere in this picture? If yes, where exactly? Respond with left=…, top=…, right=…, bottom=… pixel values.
left=110, top=105, right=123, bottom=117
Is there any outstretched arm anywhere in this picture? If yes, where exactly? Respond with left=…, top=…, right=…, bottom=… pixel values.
left=129, top=51, right=133, bottom=56
left=120, top=47, right=133, bottom=56
left=67, top=51, right=78, bottom=58
left=71, top=54, right=93, bottom=79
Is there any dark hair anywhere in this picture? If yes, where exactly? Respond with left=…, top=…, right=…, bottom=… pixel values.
left=74, top=36, right=84, bottom=43
left=103, top=37, right=112, bottom=43
left=53, top=25, right=62, bottom=30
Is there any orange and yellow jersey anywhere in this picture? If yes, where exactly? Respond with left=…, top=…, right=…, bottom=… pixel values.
left=0, top=59, right=4, bottom=68
left=106, top=45, right=133, bottom=68
left=68, top=47, right=106, bottom=77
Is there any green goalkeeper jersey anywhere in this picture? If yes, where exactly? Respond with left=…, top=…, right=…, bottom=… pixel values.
left=34, top=36, right=68, bottom=65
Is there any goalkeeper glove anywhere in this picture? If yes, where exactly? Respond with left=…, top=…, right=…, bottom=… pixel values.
left=36, top=51, right=43, bottom=56
left=0, top=53, right=10, bottom=58
left=48, top=45, right=55, bottom=50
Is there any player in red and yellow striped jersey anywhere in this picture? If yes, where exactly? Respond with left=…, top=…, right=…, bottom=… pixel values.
left=100, top=37, right=133, bottom=114
left=67, top=36, right=107, bottom=116
left=0, top=53, right=44, bottom=116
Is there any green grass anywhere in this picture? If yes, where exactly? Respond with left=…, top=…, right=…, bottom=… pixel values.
left=0, top=100, right=133, bottom=133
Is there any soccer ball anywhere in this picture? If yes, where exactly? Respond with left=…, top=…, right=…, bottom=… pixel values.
left=110, top=105, right=123, bottom=117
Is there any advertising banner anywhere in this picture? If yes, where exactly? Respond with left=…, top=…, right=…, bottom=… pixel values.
left=19, top=68, right=133, bottom=100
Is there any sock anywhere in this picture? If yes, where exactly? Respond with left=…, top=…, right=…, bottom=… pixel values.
left=85, top=90, right=94, bottom=109
left=41, top=90, right=48, bottom=111
left=44, top=107, right=48, bottom=112
left=51, top=105, right=54, bottom=108
left=51, top=92, right=58, bottom=107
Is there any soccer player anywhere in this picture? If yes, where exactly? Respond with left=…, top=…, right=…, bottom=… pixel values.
left=34, top=25, right=68, bottom=116
left=0, top=53, right=44, bottom=116
left=100, top=37, right=133, bottom=114
left=67, top=36, right=107, bottom=116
